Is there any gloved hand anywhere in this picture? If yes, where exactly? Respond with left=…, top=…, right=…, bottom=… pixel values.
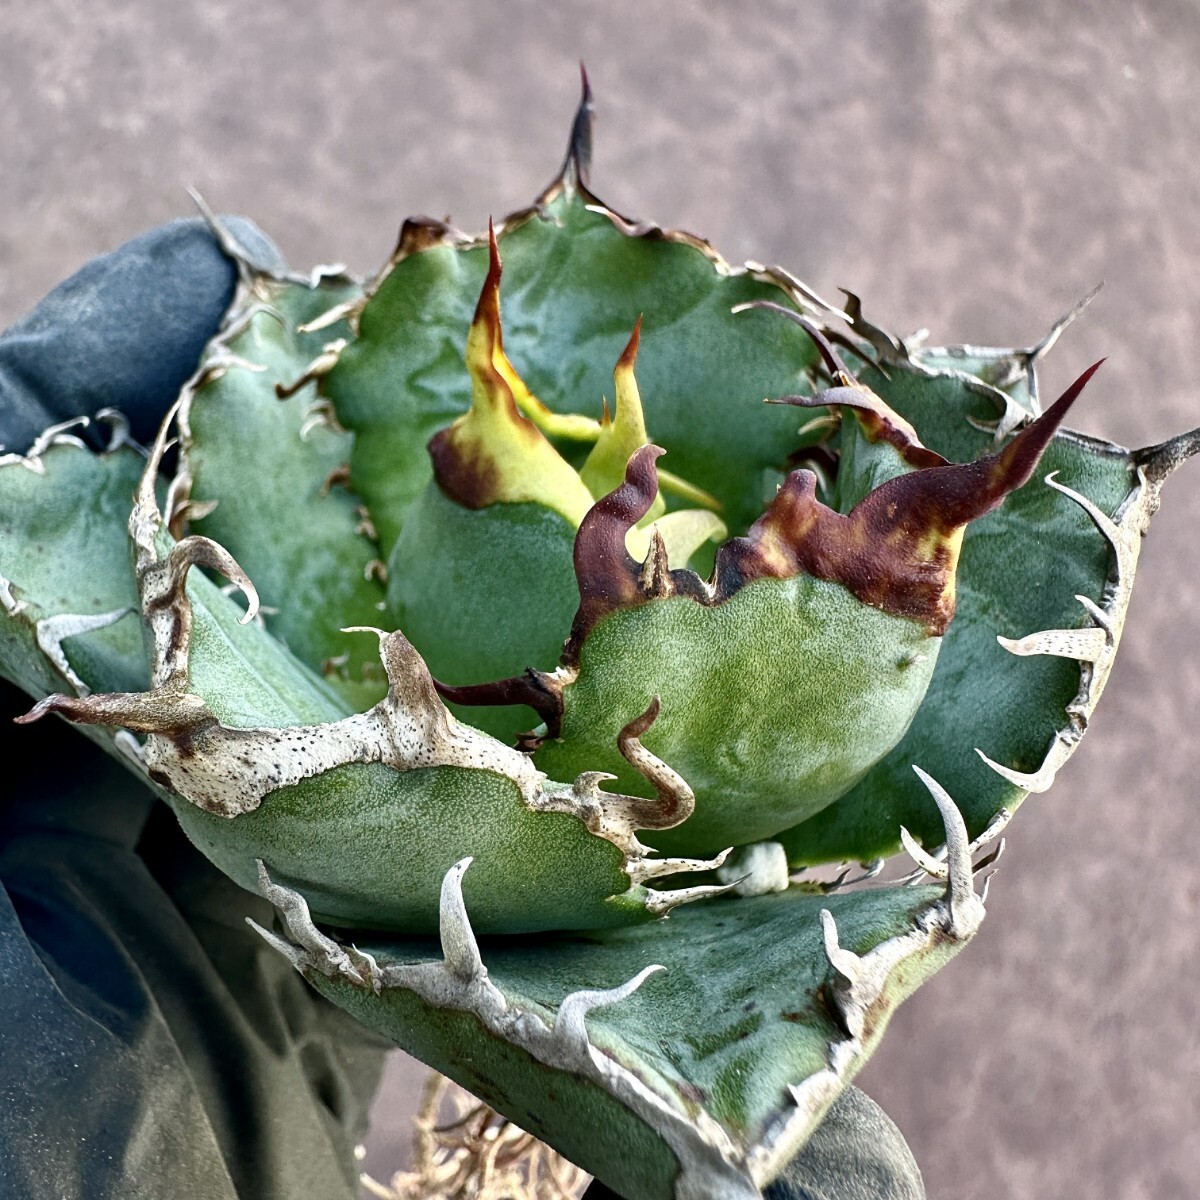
left=1, top=220, right=925, bottom=1200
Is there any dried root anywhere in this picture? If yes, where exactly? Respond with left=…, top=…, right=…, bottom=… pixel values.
left=359, top=1074, right=589, bottom=1200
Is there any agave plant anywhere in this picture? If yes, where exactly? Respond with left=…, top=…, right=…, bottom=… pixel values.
left=3, top=75, right=1197, bottom=1199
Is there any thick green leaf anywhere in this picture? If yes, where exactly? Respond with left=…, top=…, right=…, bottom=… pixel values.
left=323, top=193, right=822, bottom=557
left=177, top=761, right=652, bottom=936
left=0, top=443, right=147, bottom=701
left=275, top=866, right=975, bottom=1200
left=782, top=363, right=1137, bottom=861
left=386, top=489, right=579, bottom=742
left=535, top=575, right=939, bottom=857
left=184, top=273, right=388, bottom=710
left=1, top=434, right=699, bottom=935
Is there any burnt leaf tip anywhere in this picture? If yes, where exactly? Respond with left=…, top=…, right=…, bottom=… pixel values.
left=566, top=445, right=665, bottom=662
left=427, top=234, right=594, bottom=523
left=474, top=220, right=503, bottom=327
left=712, top=360, right=1102, bottom=636
left=565, top=446, right=715, bottom=664
left=924, top=357, right=1103, bottom=531
left=434, top=669, right=565, bottom=740
left=619, top=315, right=643, bottom=370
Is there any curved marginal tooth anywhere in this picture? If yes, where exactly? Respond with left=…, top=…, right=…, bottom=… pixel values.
left=275, top=339, right=348, bottom=399
left=967, top=393, right=1028, bottom=443
left=819, top=909, right=863, bottom=988
left=300, top=399, right=347, bottom=439
left=253, top=860, right=368, bottom=983
left=551, top=702, right=699, bottom=854
left=169, top=536, right=260, bottom=625
left=1044, top=471, right=1121, bottom=548
left=552, top=964, right=664, bottom=1053
left=973, top=837, right=1006, bottom=872
left=341, top=944, right=383, bottom=995
left=899, top=826, right=948, bottom=880
left=204, top=350, right=266, bottom=376
left=912, top=765, right=983, bottom=938
left=819, top=910, right=866, bottom=1042
left=299, top=297, right=363, bottom=334
left=35, top=608, right=132, bottom=695
left=0, top=416, right=90, bottom=472
left=305, top=263, right=348, bottom=287
left=438, top=858, right=486, bottom=984
left=245, top=918, right=308, bottom=971
left=176, top=498, right=219, bottom=524
left=93, top=408, right=137, bottom=454
left=614, top=698, right=695, bottom=830
left=643, top=881, right=735, bottom=917
left=220, top=582, right=275, bottom=629
left=321, top=460, right=352, bottom=494
left=975, top=743, right=1066, bottom=793
left=979, top=871, right=997, bottom=905
left=351, top=945, right=380, bottom=979
left=131, top=400, right=177, bottom=550
left=997, top=625, right=1110, bottom=663
left=820, top=857, right=888, bottom=893
left=846, top=858, right=885, bottom=886
left=626, top=848, right=730, bottom=886
left=970, top=807, right=1012, bottom=851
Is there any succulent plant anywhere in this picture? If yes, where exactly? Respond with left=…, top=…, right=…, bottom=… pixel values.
left=3, top=74, right=1198, bottom=1199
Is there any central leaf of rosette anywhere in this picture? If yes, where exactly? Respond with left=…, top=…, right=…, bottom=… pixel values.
left=387, top=228, right=727, bottom=743
left=384, top=229, right=1089, bottom=859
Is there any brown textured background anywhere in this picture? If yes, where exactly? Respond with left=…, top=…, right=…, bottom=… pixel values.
left=4, top=2, right=1198, bottom=1196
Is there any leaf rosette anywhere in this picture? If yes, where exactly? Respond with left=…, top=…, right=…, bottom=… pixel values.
left=3, top=73, right=1197, bottom=1200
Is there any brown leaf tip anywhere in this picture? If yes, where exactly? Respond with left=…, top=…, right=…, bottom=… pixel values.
left=394, top=215, right=465, bottom=261
left=617, top=316, right=643, bottom=374
left=563, top=446, right=711, bottom=664
left=434, top=669, right=565, bottom=741
left=724, top=361, right=1101, bottom=634
left=564, top=360, right=1099, bottom=651
left=570, top=444, right=663, bottom=639
left=751, top=301, right=944, bottom=470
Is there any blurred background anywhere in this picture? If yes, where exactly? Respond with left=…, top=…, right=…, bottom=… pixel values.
left=3, top=1, right=1198, bottom=1196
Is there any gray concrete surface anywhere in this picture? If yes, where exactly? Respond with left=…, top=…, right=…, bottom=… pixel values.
left=3, top=2, right=1198, bottom=1196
